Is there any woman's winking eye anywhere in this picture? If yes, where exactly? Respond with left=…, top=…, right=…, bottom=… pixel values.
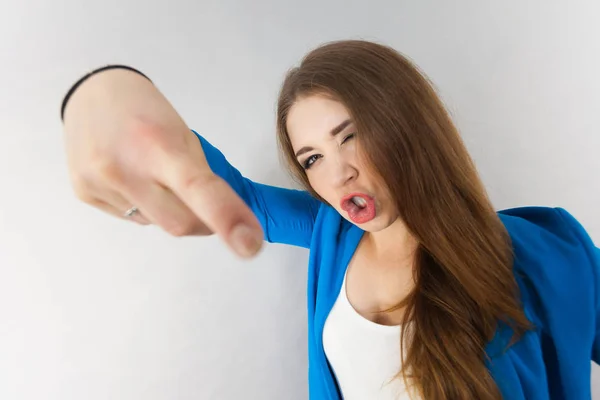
left=302, top=133, right=356, bottom=170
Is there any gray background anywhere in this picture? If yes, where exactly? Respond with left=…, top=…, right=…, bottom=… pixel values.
left=0, top=0, right=598, bottom=399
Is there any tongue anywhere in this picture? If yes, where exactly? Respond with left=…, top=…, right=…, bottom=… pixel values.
left=344, top=200, right=367, bottom=219
left=345, top=201, right=361, bottom=214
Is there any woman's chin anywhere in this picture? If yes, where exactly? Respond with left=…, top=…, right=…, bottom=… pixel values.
left=344, top=214, right=392, bottom=232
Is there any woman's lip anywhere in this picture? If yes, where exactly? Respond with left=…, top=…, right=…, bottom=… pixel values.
left=340, top=192, right=375, bottom=210
left=340, top=192, right=373, bottom=207
left=342, top=192, right=373, bottom=202
left=340, top=192, right=377, bottom=224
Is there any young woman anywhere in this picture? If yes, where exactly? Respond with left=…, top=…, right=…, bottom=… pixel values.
left=61, top=40, right=599, bottom=399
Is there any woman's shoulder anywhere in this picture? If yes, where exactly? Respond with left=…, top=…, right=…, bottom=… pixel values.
left=497, top=206, right=599, bottom=331
left=498, top=206, right=597, bottom=253
left=497, top=206, right=597, bottom=268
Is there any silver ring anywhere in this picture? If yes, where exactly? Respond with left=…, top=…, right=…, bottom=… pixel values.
left=123, top=206, right=139, bottom=218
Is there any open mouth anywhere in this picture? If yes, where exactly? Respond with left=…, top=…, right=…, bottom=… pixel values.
left=340, top=193, right=376, bottom=224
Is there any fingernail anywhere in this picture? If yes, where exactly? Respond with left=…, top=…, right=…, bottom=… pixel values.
left=231, top=224, right=262, bottom=257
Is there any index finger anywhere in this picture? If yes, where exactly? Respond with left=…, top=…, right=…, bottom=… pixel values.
left=156, top=151, right=264, bottom=258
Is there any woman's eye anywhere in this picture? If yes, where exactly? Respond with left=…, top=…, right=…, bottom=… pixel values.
left=342, top=133, right=355, bottom=144
left=303, top=154, right=321, bottom=170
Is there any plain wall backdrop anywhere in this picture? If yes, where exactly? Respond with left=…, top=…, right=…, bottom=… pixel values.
left=0, top=0, right=598, bottom=399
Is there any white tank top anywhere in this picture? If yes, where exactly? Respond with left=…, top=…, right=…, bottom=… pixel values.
left=322, top=271, right=419, bottom=400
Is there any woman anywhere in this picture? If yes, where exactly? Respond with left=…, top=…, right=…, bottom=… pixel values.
left=61, top=40, right=599, bottom=399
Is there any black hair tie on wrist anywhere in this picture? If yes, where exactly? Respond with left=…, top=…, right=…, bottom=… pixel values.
left=60, top=65, right=152, bottom=121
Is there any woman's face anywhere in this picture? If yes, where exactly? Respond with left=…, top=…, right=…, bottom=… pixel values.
left=286, top=94, right=399, bottom=232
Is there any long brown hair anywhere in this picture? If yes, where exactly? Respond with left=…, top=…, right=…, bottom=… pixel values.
left=275, top=40, right=532, bottom=399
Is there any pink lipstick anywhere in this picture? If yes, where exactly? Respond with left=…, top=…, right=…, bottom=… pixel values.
left=340, top=193, right=376, bottom=224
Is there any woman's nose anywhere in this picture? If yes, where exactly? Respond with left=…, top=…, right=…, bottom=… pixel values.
left=331, top=159, right=357, bottom=188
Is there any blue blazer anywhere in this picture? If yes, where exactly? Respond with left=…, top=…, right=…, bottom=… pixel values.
left=195, top=131, right=600, bottom=399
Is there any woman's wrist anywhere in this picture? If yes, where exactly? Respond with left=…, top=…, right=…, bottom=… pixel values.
left=60, top=65, right=152, bottom=122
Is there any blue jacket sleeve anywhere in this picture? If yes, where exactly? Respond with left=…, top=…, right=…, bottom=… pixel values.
left=595, top=246, right=600, bottom=363
left=555, top=208, right=600, bottom=364
left=191, top=130, right=320, bottom=248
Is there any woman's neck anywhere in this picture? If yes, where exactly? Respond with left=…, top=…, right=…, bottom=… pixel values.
left=363, top=218, right=419, bottom=266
